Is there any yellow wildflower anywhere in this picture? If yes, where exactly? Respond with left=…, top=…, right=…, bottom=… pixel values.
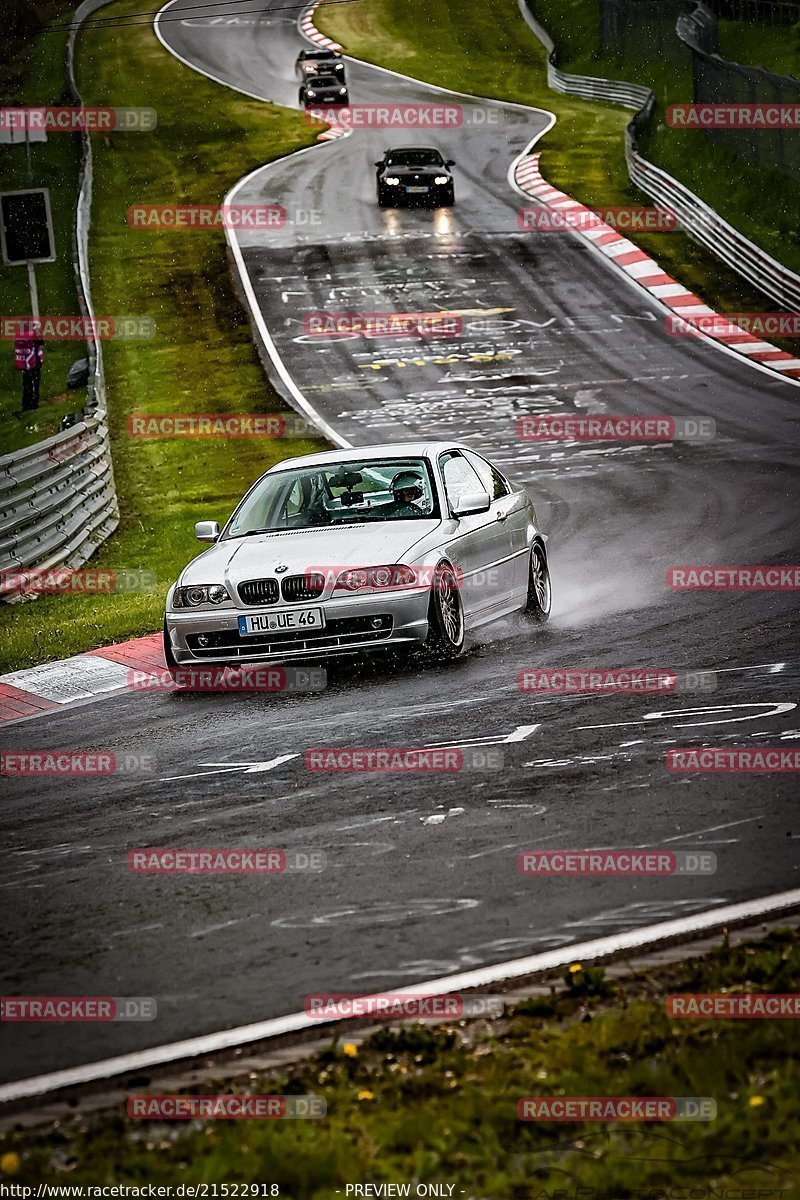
left=1, top=1154, right=21, bottom=1176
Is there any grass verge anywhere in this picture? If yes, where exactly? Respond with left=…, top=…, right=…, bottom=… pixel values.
left=1, top=927, right=798, bottom=1191
left=1, top=0, right=326, bottom=673
left=521, top=0, right=800, bottom=279
left=317, top=0, right=800, bottom=348
left=0, top=4, right=89, bottom=454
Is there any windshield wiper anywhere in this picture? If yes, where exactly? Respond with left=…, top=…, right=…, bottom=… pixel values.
left=228, top=527, right=279, bottom=537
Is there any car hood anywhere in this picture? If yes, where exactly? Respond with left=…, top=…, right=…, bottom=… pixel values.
left=181, top=521, right=441, bottom=587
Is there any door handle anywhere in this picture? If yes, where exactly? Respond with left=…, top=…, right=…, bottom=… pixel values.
left=495, top=510, right=508, bottom=522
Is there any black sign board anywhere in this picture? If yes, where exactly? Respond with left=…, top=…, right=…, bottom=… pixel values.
left=0, top=188, right=55, bottom=265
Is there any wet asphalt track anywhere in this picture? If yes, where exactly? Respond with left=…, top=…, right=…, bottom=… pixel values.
left=2, top=0, right=799, bottom=1085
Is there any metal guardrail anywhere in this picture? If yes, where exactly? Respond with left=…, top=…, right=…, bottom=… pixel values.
left=2, top=0, right=119, bottom=601
left=519, top=0, right=800, bottom=311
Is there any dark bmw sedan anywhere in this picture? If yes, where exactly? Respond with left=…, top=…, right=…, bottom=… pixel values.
left=299, top=73, right=349, bottom=107
left=375, top=147, right=456, bottom=208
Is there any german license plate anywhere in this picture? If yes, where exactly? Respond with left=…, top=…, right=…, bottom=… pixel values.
left=406, top=186, right=428, bottom=193
left=238, top=608, right=324, bottom=636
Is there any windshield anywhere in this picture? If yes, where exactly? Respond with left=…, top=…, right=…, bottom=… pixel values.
left=385, top=151, right=442, bottom=167
left=225, top=458, right=439, bottom=537
left=307, top=76, right=340, bottom=87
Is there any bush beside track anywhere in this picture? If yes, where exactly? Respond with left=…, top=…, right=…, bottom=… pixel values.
left=316, top=0, right=800, bottom=358
left=2, top=928, right=799, bottom=1192
left=0, top=0, right=327, bottom=673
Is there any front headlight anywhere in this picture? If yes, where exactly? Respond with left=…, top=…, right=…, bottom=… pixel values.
left=307, top=90, right=316, bottom=98
left=338, top=87, right=347, bottom=95
left=172, top=584, right=230, bottom=608
left=434, top=175, right=450, bottom=185
left=334, top=564, right=417, bottom=593
left=384, top=177, right=400, bottom=186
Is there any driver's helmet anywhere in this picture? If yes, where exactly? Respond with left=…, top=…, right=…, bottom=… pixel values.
left=391, top=470, right=424, bottom=503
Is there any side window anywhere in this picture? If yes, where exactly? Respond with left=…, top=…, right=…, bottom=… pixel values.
left=440, top=452, right=486, bottom=507
left=463, top=451, right=510, bottom=501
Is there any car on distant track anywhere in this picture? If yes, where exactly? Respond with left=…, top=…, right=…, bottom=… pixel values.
left=375, top=147, right=456, bottom=208
left=295, top=48, right=346, bottom=79
left=299, top=73, right=349, bottom=107
left=163, top=443, right=551, bottom=675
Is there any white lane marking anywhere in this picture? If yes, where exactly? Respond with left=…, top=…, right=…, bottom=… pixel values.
left=225, top=157, right=352, bottom=449
left=424, top=724, right=541, bottom=749
left=578, top=701, right=796, bottom=731
left=156, top=1, right=351, bottom=447
left=154, top=0, right=277, bottom=103
left=3, top=888, right=799, bottom=1104
left=191, top=917, right=252, bottom=939
left=632, top=816, right=763, bottom=849
left=158, top=754, right=299, bottom=783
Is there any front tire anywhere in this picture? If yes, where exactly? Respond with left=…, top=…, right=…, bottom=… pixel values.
left=524, top=543, right=552, bottom=623
left=423, top=562, right=465, bottom=662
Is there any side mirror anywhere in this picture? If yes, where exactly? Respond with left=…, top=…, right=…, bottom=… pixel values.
left=195, top=520, right=220, bottom=542
left=445, top=159, right=456, bottom=167
left=374, top=161, right=383, bottom=168
left=451, top=492, right=491, bottom=518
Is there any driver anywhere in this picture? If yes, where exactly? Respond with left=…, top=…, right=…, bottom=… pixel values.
left=382, top=470, right=426, bottom=517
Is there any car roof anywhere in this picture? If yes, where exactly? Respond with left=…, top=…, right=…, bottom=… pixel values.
left=301, top=48, right=339, bottom=55
left=265, top=443, right=468, bottom=472
left=385, top=146, right=442, bottom=154
left=309, top=74, right=340, bottom=83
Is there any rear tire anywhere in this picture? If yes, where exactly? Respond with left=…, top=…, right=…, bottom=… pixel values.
left=422, top=562, right=465, bottom=662
left=524, top=543, right=552, bottom=623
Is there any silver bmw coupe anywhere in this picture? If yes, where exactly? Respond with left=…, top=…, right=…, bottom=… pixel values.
left=163, top=442, right=551, bottom=673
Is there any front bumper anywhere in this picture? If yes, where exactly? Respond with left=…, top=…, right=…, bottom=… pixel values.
left=303, top=95, right=348, bottom=107
left=378, top=183, right=454, bottom=207
left=165, top=589, right=430, bottom=665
